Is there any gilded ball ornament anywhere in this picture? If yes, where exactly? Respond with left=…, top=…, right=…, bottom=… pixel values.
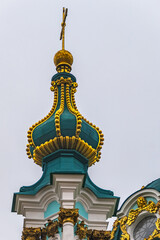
left=54, top=49, right=73, bottom=71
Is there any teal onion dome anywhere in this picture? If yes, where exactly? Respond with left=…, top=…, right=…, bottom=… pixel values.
left=26, top=52, right=104, bottom=167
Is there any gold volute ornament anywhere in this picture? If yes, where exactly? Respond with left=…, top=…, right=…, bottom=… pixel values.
left=58, top=208, right=79, bottom=225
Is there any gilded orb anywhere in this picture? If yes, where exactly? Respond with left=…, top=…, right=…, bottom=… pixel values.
left=54, top=49, right=73, bottom=72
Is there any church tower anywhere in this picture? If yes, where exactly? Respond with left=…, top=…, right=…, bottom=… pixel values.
left=12, top=8, right=119, bottom=240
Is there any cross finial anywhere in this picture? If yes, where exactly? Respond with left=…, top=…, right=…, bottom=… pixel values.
left=60, top=7, right=68, bottom=50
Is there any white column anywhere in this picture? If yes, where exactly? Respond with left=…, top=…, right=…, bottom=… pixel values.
left=62, top=222, right=74, bottom=240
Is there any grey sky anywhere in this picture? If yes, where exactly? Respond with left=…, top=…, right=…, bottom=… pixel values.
left=1, top=0, right=160, bottom=239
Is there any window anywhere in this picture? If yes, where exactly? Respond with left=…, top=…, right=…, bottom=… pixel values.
left=133, top=216, right=157, bottom=240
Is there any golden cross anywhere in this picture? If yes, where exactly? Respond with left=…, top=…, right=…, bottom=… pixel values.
left=60, top=7, right=68, bottom=50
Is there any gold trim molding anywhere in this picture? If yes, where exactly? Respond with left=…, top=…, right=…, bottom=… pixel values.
left=33, top=136, right=97, bottom=166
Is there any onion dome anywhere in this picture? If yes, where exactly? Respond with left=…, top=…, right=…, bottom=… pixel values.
left=26, top=8, right=104, bottom=167
left=26, top=69, right=104, bottom=167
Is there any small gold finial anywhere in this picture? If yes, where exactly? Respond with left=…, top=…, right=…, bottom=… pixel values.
left=54, top=7, right=73, bottom=73
left=60, top=7, right=68, bottom=50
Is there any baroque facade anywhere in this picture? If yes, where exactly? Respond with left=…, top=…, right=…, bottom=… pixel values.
left=12, top=8, right=160, bottom=240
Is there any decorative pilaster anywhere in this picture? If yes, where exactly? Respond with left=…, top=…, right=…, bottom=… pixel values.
left=58, top=208, right=79, bottom=240
left=22, top=227, right=41, bottom=240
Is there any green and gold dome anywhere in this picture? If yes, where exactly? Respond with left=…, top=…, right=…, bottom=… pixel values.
left=26, top=11, right=104, bottom=168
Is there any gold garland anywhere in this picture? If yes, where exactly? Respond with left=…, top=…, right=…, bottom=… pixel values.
left=33, top=136, right=97, bottom=166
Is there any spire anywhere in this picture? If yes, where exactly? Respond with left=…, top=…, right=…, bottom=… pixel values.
left=54, top=8, right=73, bottom=73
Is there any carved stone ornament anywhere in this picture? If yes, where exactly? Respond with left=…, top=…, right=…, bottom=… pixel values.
left=22, top=227, right=41, bottom=240
left=86, top=229, right=111, bottom=240
left=44, top=219, right=59, bottom=237
left=76, top=221, right=88, bottom=239
left=58, top=208, right=79, bottom=225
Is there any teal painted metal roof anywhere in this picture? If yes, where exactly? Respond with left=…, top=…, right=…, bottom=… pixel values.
left=12, top=150, right=119, bottom=213
left=84, top=174, right=115, bottom=198
left=144, top=178, right=160, bottom=191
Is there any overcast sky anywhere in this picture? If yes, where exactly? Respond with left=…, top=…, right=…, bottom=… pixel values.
left=1, top=0, right=160, bottom=239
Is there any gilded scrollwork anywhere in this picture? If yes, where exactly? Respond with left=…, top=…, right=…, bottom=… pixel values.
left=76, top=221, right=88, bottom=239
left=110, top=219, right=119, bottom=240
left=120, top=216, right=130, bottom=240
left=86, top=229, right=110, bottom=240
left=58, top=208, right=79, bottom=225
left=110, top=197, right=160, bottom=240
left=44, top=219, right=59, bottom=238
left=22, top=227, right=41, bottom=240
left=127, top=197, right=159, bottom=226
left=41, top=228, right=47, bottom=240
left=22, top=220, right=60, bottom=240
